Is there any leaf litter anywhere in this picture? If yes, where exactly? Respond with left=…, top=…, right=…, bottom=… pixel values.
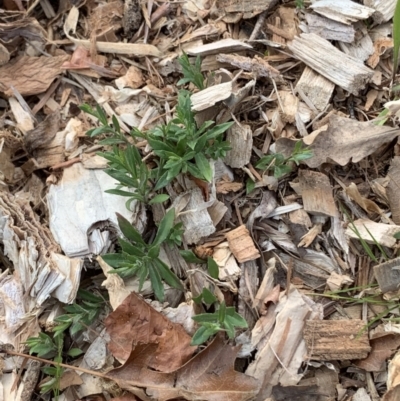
left=2, top=1, right=400, bottom=401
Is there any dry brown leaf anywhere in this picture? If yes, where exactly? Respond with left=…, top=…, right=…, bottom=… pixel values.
left=355, top=332, right=400, bottom=372
left=104, top=292, right=196, bottom=372
left=106, top=335, right=260, bottom=401
left=0, top=55, right=69, bottom=96
left=276, top=114, right=400, bottom=168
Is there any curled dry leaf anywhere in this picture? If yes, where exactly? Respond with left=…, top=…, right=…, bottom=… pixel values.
left=355, top=332, right=400, bottom=372
left=106, top=335, right=260, bottom=401
left=104, top=292, right=196, bottom=372
left=276, top=114, right=400, bottom=168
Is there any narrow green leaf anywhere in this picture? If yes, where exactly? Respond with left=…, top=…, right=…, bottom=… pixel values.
left=67, top=348, right=84, bottom=357
left=116, top=213, right=145, bottom=245
left=207, top=257, right=219, bottom=279
left=154, top=258, right=184, bottom=290
left=149, top=264, right=164, bottom=302
left=195, top=153, right=213, bottom=182
left=101, top=253, right=127, bottom=268
left=218, top=301, right=226, bottom=323
left=246, top=178, right=256, bottom=195
left=191, top=326, right=216, bottom=345
left=180, top=250, right=205, bottom=264
left=152, top=208, right=175, bottom=247
left=149, top=194, right=169, bottom=204
left=202, top=288, right=217, bottom=304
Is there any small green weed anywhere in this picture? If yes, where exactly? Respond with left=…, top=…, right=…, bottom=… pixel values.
left=102, top=208, right=184, bottom=302
left=142, top=90, right=233, bottom=187
left=393, top=0, right=400, bottom=82
left=177, top=52, right=205, bottom=90
left=256, top=141, right=313, bottom=179
left=180, top=249, right=220, bottom=279
left=295, top=0, right=305, bottom=9
left=25, top=290, right=103, bottom=398
left=191, top=289, right=248, bottom=345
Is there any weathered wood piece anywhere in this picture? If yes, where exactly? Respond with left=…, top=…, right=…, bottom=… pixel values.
left=238, top=260, right=259, bottom=330
left=387, top=157, right=400, bottom=225
left=299, top=170, right=338, bottom=217
left=214, top=0, right=279, bottom=20
left=345, top=219, right=400, bottom=248
left=305, top=13, right=355, bottom=43
left=216, top=54, right=281, bottom=79
left=364, top=0, right=396, bottom=23
left=225, top=225, right=260, bottom=263
left=278, top=90, right=299, bottom=123
left=288, top=33, right=374, bottom=95
left=338, top=25, right=374, bottom=62
left=296, top=67, right=335, bottom=111
left=186, top=39, right=252, bottom=57
left=190, top=81, right=232, bottom=112
left=303, top=320, right=371, bottom=360
left=310, top=0, right=375, bottom=25
left=373, top=257, right=400, bottom=293
left=224, top=124, right=252, bottom=168
left=172, top=188, right=216, bottom=244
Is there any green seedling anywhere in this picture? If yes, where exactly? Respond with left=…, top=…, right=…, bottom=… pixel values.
left=144, top=90, right=233, bottom=188
left=393, top=0, right=400, bottom=82
left=255, top=141, right=313, bottom=179
left=191, top=300, right=248, bottom=345
left=25, top=290, right=103, bottom=398
left=177, top=52, right=205, bottom=90
left=180, top=249, right=220, bottom=279
left=102, top=209, right=184, bottom=302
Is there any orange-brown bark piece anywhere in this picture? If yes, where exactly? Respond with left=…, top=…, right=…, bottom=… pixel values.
left=225, top=225, right=260, bottom=263
left=106, top=335, right=260, bottom=401
left=0, top=55, right=69, bottom=96
left=104, top=292, right=196, bottom=373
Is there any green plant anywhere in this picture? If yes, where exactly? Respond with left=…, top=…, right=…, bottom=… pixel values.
left=180, top=250, right=220, bottom=279
left=256, top=141, right=313, bottom=179
left=52, top=289, right=104, bottom=337
left=80, top=104, right=167, bottom=206
left=191, top=298, right=248, bottom=345
left=143, top=90, right=233, bottom=188
left=25, top=290, right=103, bottom=398
left=295, top=0, right=305, bottom=8
left=102, top=209, right=184, bottom=302
left=177, top=52, right=205, bottom=90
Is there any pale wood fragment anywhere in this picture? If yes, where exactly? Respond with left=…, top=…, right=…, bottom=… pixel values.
left=303, top=320, right=371, bottom=360
left=225, top=225, right=260, bottom=263
left=299, top=170, right=338, bottom=217
left=172, top=188, right=216, bottom=244
left=278, top=90, right=298, bottom=124
left=190, top=81, right=232, bottom=112
left=310, top=0, right=375, bottom=25
left=216, top=54, right=281, bottom=79
left=364, top=0, right=396, bottom=23
left=238, top=260, right=259, bottom=329
left=224, top=124, right=252, bottom=168
left=296, top=67, right=335, bottom=112
left=305, top=13, right=355, bottom=43
left=288, top=33, right=374, bottom=95
left=214, top=0, right=279, bottom=20
left=346, top=219, right=400, bottom=248
left=186, top=38, right=252, bottom=56
left=0, top=43, right=10, bottom=66
left=338, top=25, right=374, bottom=62
left=374, top=258, right=400, bottom=294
